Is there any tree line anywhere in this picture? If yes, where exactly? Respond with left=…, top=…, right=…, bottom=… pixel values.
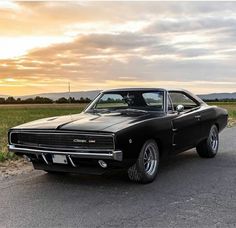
left=0, top=96, right=91, bottom=104
left=203, top=98, right=236, bottom=102
left=1, top=96, right=235, bottom=104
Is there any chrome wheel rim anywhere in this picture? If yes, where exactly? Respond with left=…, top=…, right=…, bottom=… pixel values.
left=143, top=143, right=158, bottom=176
left=210, top=128, right=218, bottom=152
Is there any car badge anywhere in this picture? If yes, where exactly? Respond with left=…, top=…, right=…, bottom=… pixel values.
left=73, top=139, right=87, bottom=143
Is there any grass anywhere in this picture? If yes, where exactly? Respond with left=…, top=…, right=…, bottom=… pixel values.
left=0, top=102, right=235, bottom=162
left=0, top=104, right=86, bottom=162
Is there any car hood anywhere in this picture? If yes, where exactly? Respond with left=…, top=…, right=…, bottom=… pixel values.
left=12, top=112, right=164, bottom=133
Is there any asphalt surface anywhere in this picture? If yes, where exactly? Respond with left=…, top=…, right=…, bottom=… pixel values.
left=0, top=127, right=236, bottom=228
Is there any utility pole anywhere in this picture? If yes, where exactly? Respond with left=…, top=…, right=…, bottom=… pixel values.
left=68, top=82, right=71, bottom=103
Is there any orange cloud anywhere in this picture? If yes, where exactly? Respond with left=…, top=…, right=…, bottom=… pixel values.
left=1, top=1, right=236, bottom=96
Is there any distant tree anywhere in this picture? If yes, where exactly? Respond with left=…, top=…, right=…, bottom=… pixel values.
left=0, top=95, right=92, bottom=105
left=34, top=96, right=53, bottom=104
left=5, top=97, right=16, bottom=104
left=24, top=98, right=34, bottom=104
left=76, top=97, right=91, bottom=103
left=56, top=97, right=68, bottom=103
left=34, top=96, right=43, bottom=103
left=16, top=98, right=21, bottom=104
left=70, top=97, right=76, bottom=103
left=78, top=97, right=85, bottom=103
left=0, top=98, right=5, bottom=104
left=85, top=97, right=91, bottom=103
left=43, top=97, right=53, bottom=104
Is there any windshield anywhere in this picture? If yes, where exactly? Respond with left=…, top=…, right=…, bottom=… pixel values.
left=86, top=90, right=164, bottom=113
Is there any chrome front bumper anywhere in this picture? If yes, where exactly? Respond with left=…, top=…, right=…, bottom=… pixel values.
left=8, top=144, right=123, bottom=161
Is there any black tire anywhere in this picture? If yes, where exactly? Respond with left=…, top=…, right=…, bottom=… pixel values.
left=196, top=125, right=219, bottom=158
left=128, top=139, right=159, bottom=184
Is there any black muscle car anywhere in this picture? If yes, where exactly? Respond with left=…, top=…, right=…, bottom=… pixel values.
left=8, top=88, right=228, bottom=183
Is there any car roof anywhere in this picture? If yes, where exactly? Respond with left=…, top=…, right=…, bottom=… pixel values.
left=101, top=87, right=193, bottom=94
left=102, top=88, right=166, bottom=93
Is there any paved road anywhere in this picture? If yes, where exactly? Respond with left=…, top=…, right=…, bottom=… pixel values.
left=1, top=127, right=236, bottom=228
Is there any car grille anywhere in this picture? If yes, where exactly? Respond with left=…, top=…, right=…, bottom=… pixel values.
left=10, top=131, right=114, bottom=150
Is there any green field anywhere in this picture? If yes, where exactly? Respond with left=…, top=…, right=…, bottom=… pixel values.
left=0, top=104, right=86, bottom=161
left=0, top=102, right=235, bottom=162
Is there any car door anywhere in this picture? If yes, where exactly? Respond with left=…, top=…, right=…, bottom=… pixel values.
left=169, top=91, right=202, bottom=152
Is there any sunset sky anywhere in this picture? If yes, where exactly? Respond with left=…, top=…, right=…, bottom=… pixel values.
left=1, top=1, right=236, bottom=96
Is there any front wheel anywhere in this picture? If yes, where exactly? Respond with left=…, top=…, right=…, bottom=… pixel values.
left=128, top=139, right=159, bottom=184
left=196, top=125, right=219, bottom=158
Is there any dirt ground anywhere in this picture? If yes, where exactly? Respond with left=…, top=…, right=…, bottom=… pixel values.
left=0, top=158, right=33, bottom=180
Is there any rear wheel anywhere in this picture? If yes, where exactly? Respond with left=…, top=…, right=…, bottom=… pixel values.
left=196, top=125, right=219, bottom=158
left=128, top=139, right=159, bottom=184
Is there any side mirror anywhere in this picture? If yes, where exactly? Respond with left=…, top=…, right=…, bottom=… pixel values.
left=176, top=104, right=184, bottom=114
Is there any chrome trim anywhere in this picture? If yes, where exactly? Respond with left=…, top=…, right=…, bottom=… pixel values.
left=113, top=133, right=115, bottom=150
left=98, top=160, right=107, bottom=168
left=164, top=90, right=168, bottom=113
left=9, top=145, right=114, bottom=152
left=68, top=155, right=76, bottom=167
left=8, top=145, right=123, bottom=161
left=167, top=92, right=174, bottom=112
left=41, top=153, right=49, bottom=164
left=84, top=92, right=102, bottom=112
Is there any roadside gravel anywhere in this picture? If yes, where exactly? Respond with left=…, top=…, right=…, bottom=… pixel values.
left=0, top=159, right=33, bottom=180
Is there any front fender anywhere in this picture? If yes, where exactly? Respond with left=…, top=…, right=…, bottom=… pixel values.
left=114, top=116, right=173, bottom=163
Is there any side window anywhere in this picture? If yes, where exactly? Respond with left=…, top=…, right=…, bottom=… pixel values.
left=142, top=92, right=164, bottom=110
left=169, top=92, right=199, bottom=111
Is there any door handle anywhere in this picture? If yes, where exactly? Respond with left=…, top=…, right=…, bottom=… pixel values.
left=194, top=115, right=201, bottom=120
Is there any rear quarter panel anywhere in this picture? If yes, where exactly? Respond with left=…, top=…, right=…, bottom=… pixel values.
left=200, top=105, right=228, bottom=139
